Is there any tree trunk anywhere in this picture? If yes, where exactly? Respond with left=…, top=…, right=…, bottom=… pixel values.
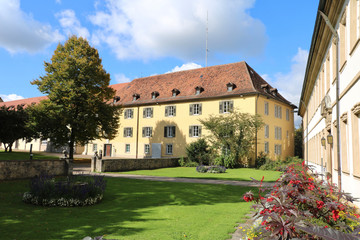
left=69, top=129, right=75, bottom=159
left=4, top=144, right=8, bottom=152
left=8, top=143, right=13, bottom=152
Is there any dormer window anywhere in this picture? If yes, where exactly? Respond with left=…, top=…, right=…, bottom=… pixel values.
left=132, top=93, right=140, bottom=101
left=226, top=82, right=236, bottom=92
left=151, top=91, right=159, bottom=99
left=113, top=96, right=120, bottom=103
left=195, top=86, right=204, bottom=95
left=261, top=84, right=270, bottom=93
left=172, top=88, right=180, bottom=97
left=270, top=88, right=278, bottom=96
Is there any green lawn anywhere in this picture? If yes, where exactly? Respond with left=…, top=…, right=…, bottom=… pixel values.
left=0, top=151, right=58, bottom=160
left=0, top=177, right=254, bottom=240
left=115, top=167, right=281, bottom=182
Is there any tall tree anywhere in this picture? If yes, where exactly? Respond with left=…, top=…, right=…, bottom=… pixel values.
left=30, top=36, right=120, bottom=159
left=199, top=111, right=264, bottom=166
left=294, top=126, right=303, bottom=158
left=0, top=105, right=34, bottom=152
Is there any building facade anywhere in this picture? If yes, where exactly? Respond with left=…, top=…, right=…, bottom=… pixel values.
left=299, top=0, right=360, bottom=202
left=88, top=62, right=295, bottom=162
left=1, top=62, right=295, bottom=162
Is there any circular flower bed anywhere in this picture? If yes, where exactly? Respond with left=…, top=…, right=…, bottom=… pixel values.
left=23, top=174, right=106, bottom=207
left=196, top=165, right=226, bottom=173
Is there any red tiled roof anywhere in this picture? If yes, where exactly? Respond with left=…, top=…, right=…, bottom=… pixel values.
left=0, top=61, right=294, bottom=109
left=0, top=96, right=48, bottom=108
left=112, top=61, right=294, bottom=107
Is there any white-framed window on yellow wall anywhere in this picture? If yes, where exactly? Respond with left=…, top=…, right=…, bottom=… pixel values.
left=275, top=105, right=282, bottom=118
left=124, top=109, right=134, bottom=119
left=189, top=125, right=202, bottom=137
left=123, top=127, right=133, bottom=137
left=144, top=144, right=150, bottom=154
left=219, top=100, right=233, bottom=114
left=265, top=125, right=269, bottom=138
left=275, top=144, right=282, bottom=155
left=286, top=109, right=290, bottom=121
left=265, top=102, right=269, bottom=115
left=190, top=103, right=202, bottom=115
left=166, top=144, right=173, bottom=155
left=125, top=144, right=130, bottom=153
left=165, top=106, right=176, bottom=117
left=143, top=107, right=153, bottom=118
left=264, top=141, right=269, bottom=154
left=275, top=127, right=282, bottom=140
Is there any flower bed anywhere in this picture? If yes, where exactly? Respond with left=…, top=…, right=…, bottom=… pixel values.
left=196, top=165, right=226, bottom=173
left=242, top=162, right=360, bottom=239
left=23, top=174, right=106, bottom=207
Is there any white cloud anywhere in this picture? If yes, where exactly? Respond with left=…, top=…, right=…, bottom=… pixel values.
left=0, top=0, right=64, bottom=53
left=55, top=0, right=61, bottom=4
left=56, top=10, right=90, bottom=39
left=167, top=62, right=202, bottom=73
left=114, top=73, right=131, bottom=83
left=88, top=0, right=267, bottom=61
left=0, top=94, right=24, bottom=102
left=262, top=48, right=309, bottom=128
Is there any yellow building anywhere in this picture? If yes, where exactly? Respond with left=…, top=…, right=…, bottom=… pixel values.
left=88, top=61, right=295, bottom=162
left=299, top=0, right=360, bottom=203
left=0, top=62, right=295, bottom=162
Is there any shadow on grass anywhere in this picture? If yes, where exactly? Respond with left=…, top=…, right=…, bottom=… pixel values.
left=0, top=177, right=254, bottom=239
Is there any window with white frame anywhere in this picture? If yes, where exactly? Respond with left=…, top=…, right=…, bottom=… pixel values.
left=144, top=144, right=150, bottom=154
left=264, top=142, right=269, bottom=154
left=189, top=103, right=202, bottom=115
left=166, top=144, right=173, bottom=155
left=275, top=105, right=282, bottom=119
left=265, top=102, right=269, bottom=115
left=189, top=125, right=202, bottom=137
left=142, top=127, right=153, bottom=137
left=125, top=144, right=130, bottom=153
left=275, top=144, right=282, bottom=155
left=265, top=125, right=269, bottom=138
left=143, top=107, right=153, bottom=118
left=165, top=106, right=176, bottom=117
left=123, top=127, right=133, bottom=137
left=286, top=109, right=290, bottom=121
left=275, top=127, right=282, bottom=140
left=219, top=100, right=233, bottom=114
left=124, top=109, right=134, bottom=119
left=93, top=144, right=97, bottom=152
left=164, top=126, right=176, bottom=138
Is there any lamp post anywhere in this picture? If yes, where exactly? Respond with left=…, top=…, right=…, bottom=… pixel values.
left=319, top=11, right=341, bottom=191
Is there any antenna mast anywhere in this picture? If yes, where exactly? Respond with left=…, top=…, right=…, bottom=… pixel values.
left=206, top=11, right=208, bottom=67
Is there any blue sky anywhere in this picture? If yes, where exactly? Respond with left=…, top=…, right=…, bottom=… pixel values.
left=0, top=0, right=317, bottom=126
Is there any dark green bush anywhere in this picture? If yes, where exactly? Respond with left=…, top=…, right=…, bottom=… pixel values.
left=259, top=156, right=303, bottom=171
left=213, top=154, right=237, bottom=168
left=255, top=152, right=269, bottom=169
left=186, top=138, right=211, bottom=165
left=178, top=156, right=199, bottom=167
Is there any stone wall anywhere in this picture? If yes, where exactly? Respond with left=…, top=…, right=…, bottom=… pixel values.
left=95, top=158, right=179, bottom=172
left=0, top=159, right=71, bottom=180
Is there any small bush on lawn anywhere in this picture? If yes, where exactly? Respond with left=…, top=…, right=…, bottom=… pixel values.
left=259, top=156, right=303, bottom=171
left=213, top=153, right=238, bottom=168
left=178, top=156, right=198, bottom=167
left=186, top=138, right=211, bottom=165
left=23, top=174, right=106, bottom=207
left=196, top=165, right=226, bottom=173
left=255, top=152, right=269, bottom=169
left=242, top=161, right=360, bottom=239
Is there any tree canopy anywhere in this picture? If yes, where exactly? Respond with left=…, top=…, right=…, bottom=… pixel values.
left=199, top=111, right=264, bottom=167
left=30, top=36, right=121, bottom=159
left=0, top=105, right=34, bottom=152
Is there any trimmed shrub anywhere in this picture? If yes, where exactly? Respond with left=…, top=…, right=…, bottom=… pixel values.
left=23, top=174, right=106, bottom=207
left=178, top=156, right=198, bottom=167
left=259, top=156, right=303, bottom=171
left=242, top=162, right=360, bottom=239
left=255, top=152, right=269, bottom=169
left=213, top=154, right=237, bottom=168
left=186, top=138, right=211, bottom=165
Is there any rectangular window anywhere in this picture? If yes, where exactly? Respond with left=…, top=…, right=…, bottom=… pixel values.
left=123, top=127, right=133, bottom=137
left=143, top=107, right=153, bottom=118
left=124, top=109, right=134, bottom=119
left=93, top=144, right=97, bottom=152
left=275, top=105, right=282, bottom=119
left=275, top=144, right=282, bottom=155
left=340, top=12, right=347, bottom=68
left=142, top=127, right=153, bottom=137
left=166, top=144, right=173, bottom=155
left=189, top=125, right=202, bottom=137
left=125, top=144, right=130, bottom=153
left=265, top=102, right=269, bottom=115
left=275, top=127, right=282, bottom=140
left=165, top=106, right=176, bottom=117
left=219, top=100, right=234, bottom=114
left=164, top=126, right=176, bottom=138
left=144, top=144, right=150, bottom=154
left=286, top=109, right=290, bottom=121
left=264, top=142, right=269, bottom=154
left=189, top=103, right=202, bottom=115
left=265, top=125, right=269, bottom=139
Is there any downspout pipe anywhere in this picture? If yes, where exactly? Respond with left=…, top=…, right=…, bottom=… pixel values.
left=318, top=10, right=341, bottom=191
left=300, top=100, right=308, bottom=166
